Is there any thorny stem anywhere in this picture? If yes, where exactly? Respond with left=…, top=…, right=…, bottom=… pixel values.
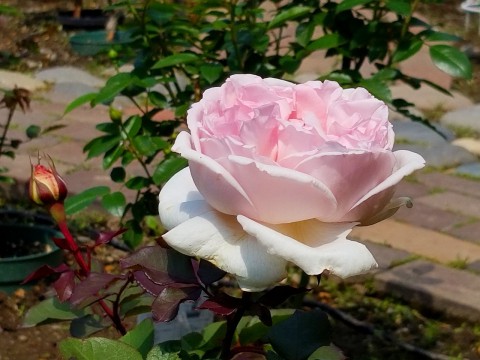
left=51, top=203, right=127, bottom=335
left=220, top=292, right=252, bottom=359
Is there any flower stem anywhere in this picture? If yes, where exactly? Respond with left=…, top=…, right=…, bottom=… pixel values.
left=220, top=292, right=252, bottom=359
left=50, top=203, right=127, bottom=335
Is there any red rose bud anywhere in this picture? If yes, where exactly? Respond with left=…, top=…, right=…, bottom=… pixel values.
left=29, top=157, right=68, bottom=206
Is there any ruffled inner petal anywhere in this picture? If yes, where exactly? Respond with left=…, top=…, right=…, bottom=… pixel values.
left=237, top=216, right=377, bottom=277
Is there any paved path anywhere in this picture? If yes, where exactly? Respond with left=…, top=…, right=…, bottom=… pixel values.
left=2, top=59, right=480, bottom=321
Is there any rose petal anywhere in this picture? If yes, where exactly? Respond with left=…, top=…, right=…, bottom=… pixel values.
left=360, top=197, right=412, bottom=226
left=291, top=150, right=396, bottom=221
left=158, top=167, right=211, bottom=230
left=172, top=131, right=257, bottom=217
left=219, top=155, right=338, bottom=223
left=163, top=210, right=287, bottom=291
left=237, top=215, right=377, bottom=277
left=342, top=150, right=425, bottom=222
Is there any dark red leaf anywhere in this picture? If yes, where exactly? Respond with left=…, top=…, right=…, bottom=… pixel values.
left=197, top=293, right=242, bottom=316
left=54, top=270, right=76, bottom=302
left=197, top=299, right=236, bottom=316
left=258, top=286, right=309, bottom=307
left=22, top=263, right=69, bottom=284
left=70, top=272, right=126, bottom=306
left=197, top=259, right=226, bottom=285
left=121, top=245, right=197, bottom=284
left=134, top=271, right=166, bottom=296
left=95, top=229, right=127, bottom=246
left=152, top=286, right=201, bottom=322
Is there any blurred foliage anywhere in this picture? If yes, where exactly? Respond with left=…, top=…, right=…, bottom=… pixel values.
left=65, top=0, right=471, bottom=248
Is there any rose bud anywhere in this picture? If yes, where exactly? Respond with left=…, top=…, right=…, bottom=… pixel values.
left=29, top=157, right=68, bottom=206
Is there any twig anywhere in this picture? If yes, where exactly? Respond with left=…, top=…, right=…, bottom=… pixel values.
left=303, top=299, right=464, bottom=360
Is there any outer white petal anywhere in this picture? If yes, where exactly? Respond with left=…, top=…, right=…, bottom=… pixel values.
left=163, top=210, right=287, bottom=292
left=158, top=167, right=211, bottom=231
left=237, top=216, right=377, bottom=277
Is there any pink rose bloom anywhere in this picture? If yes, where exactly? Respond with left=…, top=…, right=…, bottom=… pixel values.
left=159, top=74, right=425, bottom=291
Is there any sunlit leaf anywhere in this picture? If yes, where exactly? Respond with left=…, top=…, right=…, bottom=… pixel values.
left=152, top=53, right=199, bottom=69
left=101, top=191, right=126, bottom=217
left=59, top=337, right=143, bottom=360
left=268, top=6, right=312, bottom=29
left=429, top=45, right=472, bottom=79
left=64, top=186, right=110, bottom=215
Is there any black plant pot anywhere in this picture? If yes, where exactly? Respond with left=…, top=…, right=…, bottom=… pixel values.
left=57, top=9, right=108, bottom=30
left=0, top=211, right=63, bottom=294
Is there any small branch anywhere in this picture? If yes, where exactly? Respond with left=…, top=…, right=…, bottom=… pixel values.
left=0, top=106, right=15, bottom=156
left=303, top=299, right=464, bottom=360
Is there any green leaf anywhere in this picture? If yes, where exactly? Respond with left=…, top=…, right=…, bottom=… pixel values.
left=306, top=34, right=346, bottom=52
left=25, top=125, right=41, bottom=139
left=322, top=72, right=353, bottom=85
left=308, top=345, right=346, bottom=360
left=429, top=45, right=472, bottom=79
left=70, top=315, right=107, bottom=338
left=423, top=30, right=461, bottom=42
left=392, top=38, right=423, bottom=63
left=101, top=191, right=126, bottom=217
left=296, top=22, right=315, bottom=48
left=191, top=321, right=226, bottom=351
left=385, top=0, right=411, bottom=16
left=279, top=56, right=301, bottom=74
left=148, top=91, right=168, bottom=108
left=268, top=6, right=313, bottom=29
left=200, top=63, right=224, bottom=84
left=123, top=115, right=142, bottom=139
left=103, top=144, right=124, bottom=169
left=147, top=341, right=182, bottom=360
left=59, top=337, right=143, bottom=360
left=239, top=309, right=294, bottom=345
left=336, top=0, right=372, bottom=13
left=132, top=135, right=169, bottom=156
left=111, top=167, right=126, bottom=183
left=64, top=92, right=97, bottom=115
left=152, top=53, right=199, bottom=69
left=152, top=156, right=188, bottom=185
left=371, top=68, right=399, bottom=82
left=64, top=186, right=110, bottom=215
left=84, top=134, right=121, bottom=159
left=93, top=73, right=134, bottom=105
left=268, top=310, right=331, bottom=360
left=358, top=79, right=392, bottom=102
left=125, top=176, right=151, bottom=190
left=23, top=297, right=85, bottom=327
left=120, top=318, right=154, bottom=359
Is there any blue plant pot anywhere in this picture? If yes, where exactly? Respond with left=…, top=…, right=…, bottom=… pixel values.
left=69, top=30, right=134, bottom=56
left=0, top=224, right=64, bottom=294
